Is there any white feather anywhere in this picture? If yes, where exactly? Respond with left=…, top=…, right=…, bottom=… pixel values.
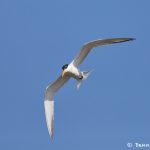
left=44, top=76, right=69, bottom=139
left=44, top=100, right=54, bottom=138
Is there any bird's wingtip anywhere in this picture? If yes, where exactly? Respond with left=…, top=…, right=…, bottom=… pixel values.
left=50, top=132, right=54, bottom=140
left=129, top=38, right=136, bottom=41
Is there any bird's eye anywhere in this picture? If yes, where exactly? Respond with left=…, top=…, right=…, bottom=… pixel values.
left=62, top=64, right=68, bottom=70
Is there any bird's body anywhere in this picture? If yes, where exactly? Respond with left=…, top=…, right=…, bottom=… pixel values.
left=63, top=63, right=82, bottom=80
left=44, top=38, right=135, bottom=139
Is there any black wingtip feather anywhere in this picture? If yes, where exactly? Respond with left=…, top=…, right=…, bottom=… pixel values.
left=128, top=38, right=136, bottom=41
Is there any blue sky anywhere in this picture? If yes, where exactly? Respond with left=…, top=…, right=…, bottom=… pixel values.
left=0, top=0, right=150, bottom=149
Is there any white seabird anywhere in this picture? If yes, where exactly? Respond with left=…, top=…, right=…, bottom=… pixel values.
left=44, top=38, right=134, bottom=139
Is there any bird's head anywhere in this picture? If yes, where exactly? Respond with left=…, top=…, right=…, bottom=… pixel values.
left=62, top=64, right=68, bottom=77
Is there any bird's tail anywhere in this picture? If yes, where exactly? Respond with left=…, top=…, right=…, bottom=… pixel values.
left=77, top=70, right=93, bottom=90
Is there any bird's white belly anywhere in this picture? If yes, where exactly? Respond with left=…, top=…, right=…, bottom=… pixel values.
left=67, top=65, right=81, bottom=80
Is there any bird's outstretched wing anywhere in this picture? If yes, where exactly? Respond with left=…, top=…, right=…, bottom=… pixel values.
left=72, top=38, right=134, bottom=67
left=44, top=76, right=70, bottom=139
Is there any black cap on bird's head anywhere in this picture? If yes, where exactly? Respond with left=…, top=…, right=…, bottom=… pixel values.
left=61, top=64, right=68, bottom=77
left=62, top=64, right=68, bottom=70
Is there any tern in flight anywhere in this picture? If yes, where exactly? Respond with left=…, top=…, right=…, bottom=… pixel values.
left=44, top=38, right=134, bottom=139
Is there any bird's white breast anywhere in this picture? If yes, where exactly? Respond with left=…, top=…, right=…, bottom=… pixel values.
left=67, top=64, right=80, bottom=79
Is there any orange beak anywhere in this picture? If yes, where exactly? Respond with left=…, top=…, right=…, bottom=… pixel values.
left=62, top=70, right=67, bottom=78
